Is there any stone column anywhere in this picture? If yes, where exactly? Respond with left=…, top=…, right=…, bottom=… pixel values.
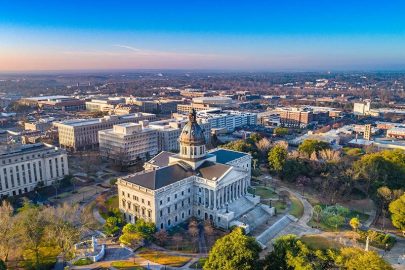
left=208, top=189, right=211, bottom=209
left=214, top=190, right=217, bottom=210
left=203, top=188, right=206, bottom=207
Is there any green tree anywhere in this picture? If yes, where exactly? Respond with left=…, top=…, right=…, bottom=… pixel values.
left=325, top=214, right=345, bottom=231
left=389, top=193, right=405, bottom=236
left=313, top=205, right=322, bottom=227
left=274, top=127, right=289, bottom=136
left=298, top=139, right=330, bottom=157
left=349, top=217, right=361, bottom=231
left=119, top=224, right=143, bottom=247
left=204, top=227, right=261, bottom=270
left=336, top=247, right=393, bottom=270
left=281, top=159, right=309, bottom=182
left=0, top=259, right=6, bottom=270
left=133, top=219, right=156, bottom=241
left=104, top=217, right=120, bottom=236
left=268, top=145, right=288, bottom=173
left=262, top=234, right=316, bottom=270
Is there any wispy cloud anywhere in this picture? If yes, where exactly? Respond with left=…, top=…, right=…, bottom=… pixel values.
left=113, top=44, right=142, bottom=52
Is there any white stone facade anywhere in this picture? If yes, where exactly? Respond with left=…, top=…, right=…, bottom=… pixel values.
left=0, top=143, right=69, bottom=197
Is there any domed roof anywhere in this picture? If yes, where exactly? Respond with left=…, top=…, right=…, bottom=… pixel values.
left=179, top=109, right=206, bottom=146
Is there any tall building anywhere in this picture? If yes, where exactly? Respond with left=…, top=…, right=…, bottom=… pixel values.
left=364, top=124, right=372, bottom=140
left=353, top=101, right=371, bottom=116
left=99, top=121, right=158, bottom=165
left=117, top=110, right=273, bottom=232
left=55, top=113, right=156, bottom=151
left=0, top=143, right=68, bottom=197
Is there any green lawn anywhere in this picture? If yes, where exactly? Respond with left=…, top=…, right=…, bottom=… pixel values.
left=138, top=248, right=191, bottom=267
left=99, top=195, right=119, bottom=219
left=111, top=261, right=145, bottom=270
left=73, top=257, right=93, bottom=266
left=274, top=201, right=287, bottom=212
left=300, top=235, right=342, bottom=250
left=289, top=195, right=304, bottom=218
left=248, top=186, right=277, bottom=199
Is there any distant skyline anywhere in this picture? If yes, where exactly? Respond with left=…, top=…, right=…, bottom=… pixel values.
left=1, top=0, right=405, bottom=72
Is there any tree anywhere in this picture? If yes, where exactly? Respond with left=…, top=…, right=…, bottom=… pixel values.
left=298, top=139, right=330, bottom=157
left=0, top=201, right=17, bottom=262
left=17, top=202, right=48, bottom=269
left=349, top=217, right=361, bottom=231
left=274, top=127, right=289, bottom=137
left=389, top=193, right=405, bottom=236
left=313, top=205, right=322, bottom=227
left=268, top=145, right=288, bottom=173
left=336, top=247, right=393, bottom=270
left=0, top=259, right=6, bottom=270
left=154, top=230, right=169, bottom=245
left=255, top=138, right=271, bottom=157
left=262, top=234, right=316, bottom=270
left=44, top=203, right=82, bottom=261
left=281, top=159, right=309, bottom=182
left=104, top=217, right=120, bottom=236
left=133, top=219, right=156, bottom=241
left=325, top=214, right=345, bottom=231
left=204, top=227, right=261, bottom=270
left=172, top=233, right=183, bottom=250
left=119, top=224, right=143, bottom=247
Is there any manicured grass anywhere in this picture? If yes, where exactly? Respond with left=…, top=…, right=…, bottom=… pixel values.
left=138, top=248, right=191, bottom=267
left=289, top=195, right=304, bottom=218
left=300, top=235, right=342, bottom=250
left=73, top=257, right=93, bottom=266
left=274, top=201, right=287, bottom=212
left=99, top=195, right=119, bottom=219
left=248, top=186, right=277, bottom=199
left=190, top=257, right=207, bottom=269
left=111, top=261, right=145, bottom=270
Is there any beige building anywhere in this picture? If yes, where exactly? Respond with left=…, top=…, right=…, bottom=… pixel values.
left=149, top=117, right=211, bottom=152
left=99, top=121, right=158, bottom=165
left=118, top=110, right=274, bottom=232
left=0, top=143, right=68, bottom=197
left=55, top=113, right=156, bottom=151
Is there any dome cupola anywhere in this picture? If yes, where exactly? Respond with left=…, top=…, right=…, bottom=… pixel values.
left=179, top=109, right=206, bottom=160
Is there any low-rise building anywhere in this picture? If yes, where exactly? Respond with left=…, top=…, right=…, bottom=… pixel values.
left=387, top=127, right=405, bottom=139
left=85, top=97, right=124, bottom=112
left=0, top=143, right=68, bottom=197
left=99, top=121, right=158, bottom=165
left=197, top=109, right=257, bottom=132
left=55, top=113, right=156, bottom=151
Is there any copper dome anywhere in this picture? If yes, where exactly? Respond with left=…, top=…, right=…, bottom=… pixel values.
left=179, top=109, right=206, bottom=146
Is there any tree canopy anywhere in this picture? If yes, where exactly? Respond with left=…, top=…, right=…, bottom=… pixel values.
left=389, top=193, right=405, bottom=235
left=204, top=227, right=261, bottom=270
left=298, top=139, right=330, bottom=157
left=268, top=145, right=288, bottom=173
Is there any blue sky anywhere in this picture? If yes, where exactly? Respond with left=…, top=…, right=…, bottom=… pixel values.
left=1, top=0, right=405, bottom=71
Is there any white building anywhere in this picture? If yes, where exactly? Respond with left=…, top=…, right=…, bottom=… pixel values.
left=118, top=110, right=273, bottom=232
left=353, top=101, right=371, bottom=116
left=0, top=143, right=68, bottom=197
left=55, top=113, right=156, bottom=151
left=197, top=109, right=257, bottom=132
left=99, top=121, right=158, bottom=165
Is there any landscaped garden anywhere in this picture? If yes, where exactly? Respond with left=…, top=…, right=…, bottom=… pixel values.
left=137, top=248, right=191, bottom=267
left=248, top=186, right=277, bottom=199
left=308, top=204, right=369, bottom=231
left=189, top=257, right=207, bottom=269
left=111, top=260, right=145, bottom=270
left=97, top=194, right=119, bottom=219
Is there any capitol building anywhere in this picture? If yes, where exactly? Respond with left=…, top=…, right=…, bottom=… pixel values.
left=117, top=110, right=272, bottom=231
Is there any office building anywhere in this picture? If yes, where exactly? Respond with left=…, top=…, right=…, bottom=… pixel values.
left=0, top=143, right=68, bottom=197
left=99, top=121, right=158, bottom=166
left=55, top=113, right=156, bottom=151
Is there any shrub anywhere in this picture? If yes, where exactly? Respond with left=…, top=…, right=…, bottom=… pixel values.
left=358, top=230, right=396, bottom=250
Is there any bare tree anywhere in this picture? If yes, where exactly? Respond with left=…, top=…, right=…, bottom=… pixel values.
left=172, top=233, right=183, bottom=251
left=0, top=201, right=18, bottom=262
left=154, top=230, right=169, bottom=246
